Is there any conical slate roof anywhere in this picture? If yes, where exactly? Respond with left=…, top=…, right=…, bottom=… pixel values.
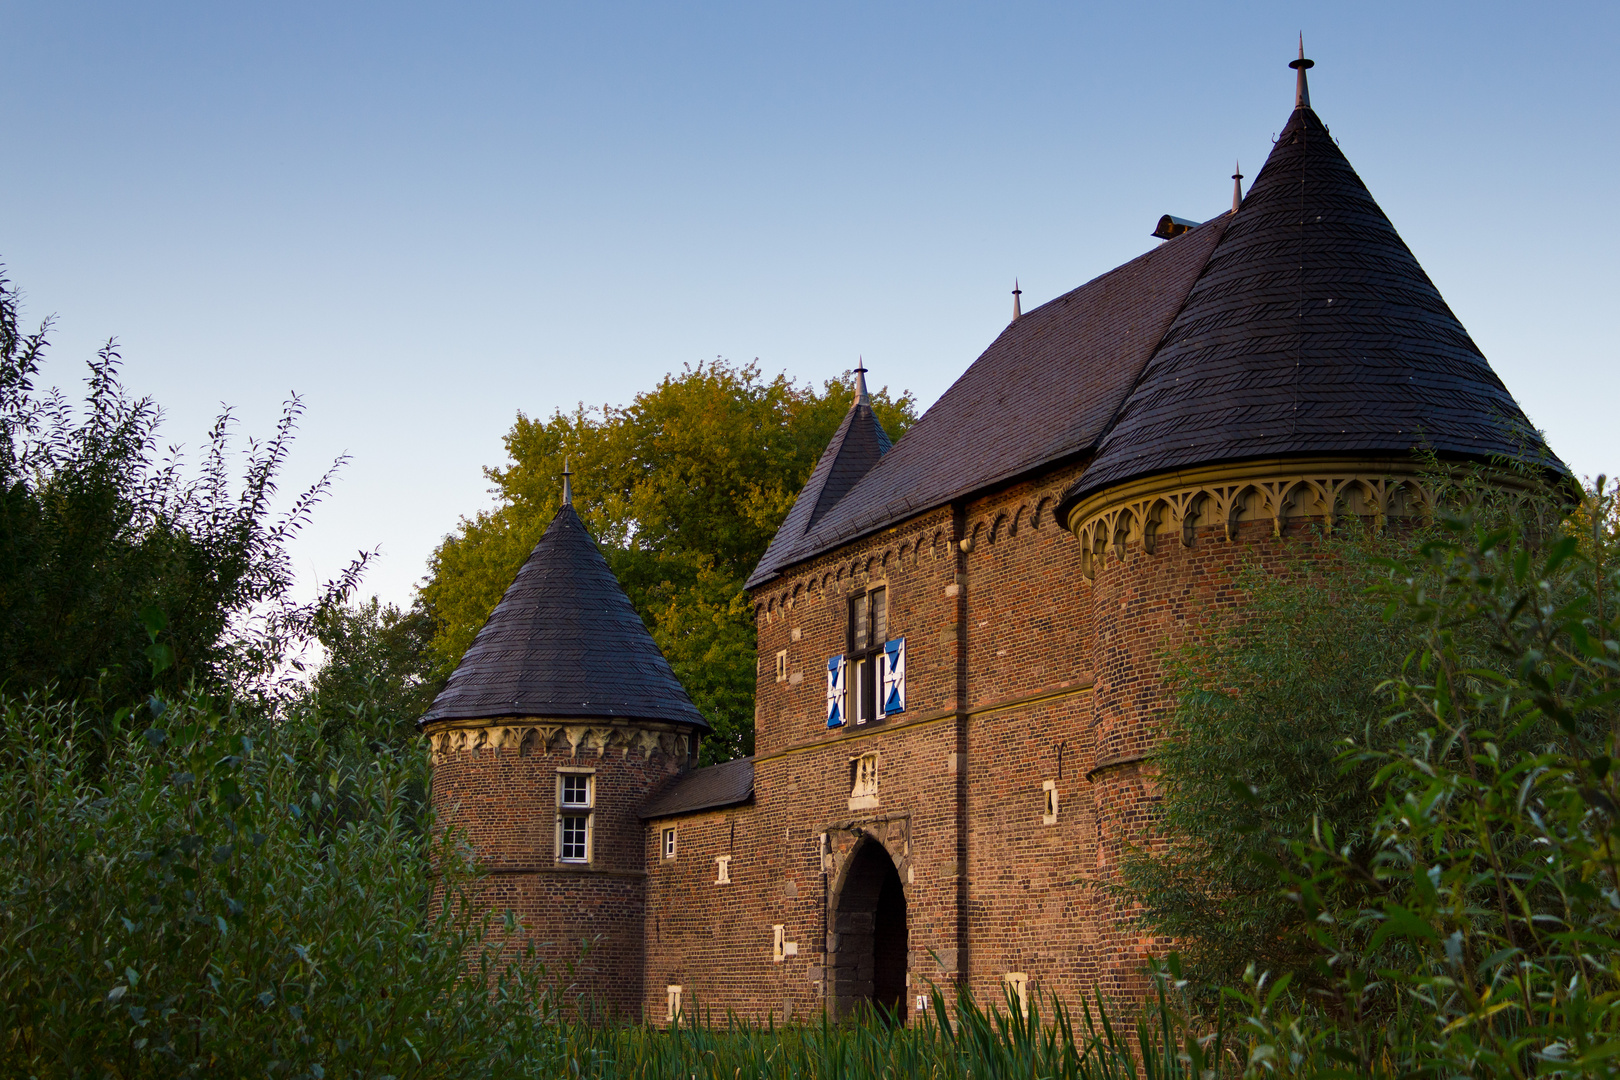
left=1066, top=103, right=1559, bottom=506
left=747, top=383, right=892, bottom=587
left=421, top=503, right=708, bottom=729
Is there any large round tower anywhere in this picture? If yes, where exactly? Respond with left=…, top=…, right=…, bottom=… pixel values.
left=1055, top=46, right=1563, bottom=993
left=420, top=476, right=707, bottom=1018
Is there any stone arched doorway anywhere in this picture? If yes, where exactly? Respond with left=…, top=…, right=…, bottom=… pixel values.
left=829, top=838, right=908, bottom=1022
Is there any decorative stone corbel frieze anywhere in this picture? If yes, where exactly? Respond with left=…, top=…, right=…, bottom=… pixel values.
left=426, top=718, right=690, bottom=765
left=1065, top=457, right=1462, bottom=580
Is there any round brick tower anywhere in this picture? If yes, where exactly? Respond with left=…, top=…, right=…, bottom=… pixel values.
left=420, top=476, right=707, bottom=1018
left=1055, top=48, right=1562, bottom=995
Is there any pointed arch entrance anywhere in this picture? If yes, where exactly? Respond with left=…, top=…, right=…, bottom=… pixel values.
left=829, top=838, right=908, bottom=1022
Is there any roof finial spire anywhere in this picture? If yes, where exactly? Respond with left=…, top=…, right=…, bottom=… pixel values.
left=1289, top=34, right=1314, bottom=110
left=854, top=358, right=870, bottom=405
left=1012, top=279, right=1022, bottom=321
left=1232, top=161, right=1244, bottom=214
left=561, top=456, right=573, bottom=506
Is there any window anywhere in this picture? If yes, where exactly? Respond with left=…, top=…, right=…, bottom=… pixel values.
left=557, top=771, right=594, bottom=863
left=775, top=649, right=789, bottom=683
left=772, top=924, right=786, bottom=963
left=849, top=752, right=879, bottom=810
left=666, top=985, right=683, bottom=1022
left=1042, top=780, right=1059, bottom=826
left=715, top=855, right=731, bottom=884
left=829, top=586, right=907, bottom=731
left=829, top=586, right=905, bottom=729
left=847, top=588, right=887, bottom=724
left=662, top=827, right=677, bottom=860
left=1004, top=973, right=1030, bottom=1018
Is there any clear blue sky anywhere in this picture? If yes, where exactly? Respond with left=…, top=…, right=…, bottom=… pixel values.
left=4, top=2, right=1615, bottom=607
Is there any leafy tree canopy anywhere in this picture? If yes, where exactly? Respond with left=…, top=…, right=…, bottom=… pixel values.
left=421, top=359, right=916, bottom=763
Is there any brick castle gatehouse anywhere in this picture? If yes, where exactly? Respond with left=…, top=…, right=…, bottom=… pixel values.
left=419, top=47, right=1561, bottom=1024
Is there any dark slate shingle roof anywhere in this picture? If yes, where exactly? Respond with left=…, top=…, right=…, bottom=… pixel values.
left=1063, top=104, right=1561, bottom=510
left=421, top=504, right=708, bottom=729
left=746, top=218, right=1228, bottom=587
left=750, top=394, right=892, bottom=591
left=640, top=756, right=754, bottom=819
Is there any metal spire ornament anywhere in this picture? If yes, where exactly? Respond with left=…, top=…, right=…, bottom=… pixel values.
left=1290, top=34, right=1314, bottom=109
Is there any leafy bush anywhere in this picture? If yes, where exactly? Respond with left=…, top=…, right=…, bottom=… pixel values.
left=0, top=689, right=565, bottom=1078
left=1222, top=479, right=1620, bottom=1075
left=1121, top=538, right=1421, bottom=994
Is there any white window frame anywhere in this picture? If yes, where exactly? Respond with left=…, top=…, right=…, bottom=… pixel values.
left=1042, top=780, right=1059, bottom=826
left=775, top=649, right=789, bottom=683
left=556, top=769, right=595, bottom=864
left=715, top=854, right=732, bottom=884
left=772, top=924, right=786, bottom=963
left=662, top=826, right=677, bottom=860
left=666, top=985, right=683, bottom=1022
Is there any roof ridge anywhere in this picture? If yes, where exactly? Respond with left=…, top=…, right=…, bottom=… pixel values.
left=745, top=214, right=1229, bottom=587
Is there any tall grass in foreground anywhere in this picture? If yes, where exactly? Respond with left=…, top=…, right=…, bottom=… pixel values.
left=529, top=980, right=1217, bottom=1080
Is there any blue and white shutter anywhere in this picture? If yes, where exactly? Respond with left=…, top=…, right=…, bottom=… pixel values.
left=881, top=637, right=906, bottom=715
left=826, top=655, right=847, bottom=728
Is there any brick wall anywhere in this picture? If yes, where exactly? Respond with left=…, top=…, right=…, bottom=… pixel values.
left=431, top=464, right=1343, bottom=1026
left=428, top=723, right=689, bottom=1017
left=649, top=464, right=1336, bottom=1023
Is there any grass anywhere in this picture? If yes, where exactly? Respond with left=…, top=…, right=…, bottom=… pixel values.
left=511, top=982, right=1217, bottom=1080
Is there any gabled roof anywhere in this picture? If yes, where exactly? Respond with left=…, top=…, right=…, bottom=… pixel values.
left=1063, top=104, right=1560, bottom=510
left=421, top=502, right=708, bottom=729
left=750, top=381, right=892, bottom=589
left=746, top=218, right=1227, bottom=587
left=640, top=756, right=754, bottom=819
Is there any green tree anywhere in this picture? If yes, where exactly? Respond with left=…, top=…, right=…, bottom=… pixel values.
left=306, top=597, right=440, bottom=752
left=422, top=359, right=916, bottom=763
left=0, top=268, right=365, bottom=730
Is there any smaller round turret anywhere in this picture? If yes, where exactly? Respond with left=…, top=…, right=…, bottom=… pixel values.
left=421, top=479, right=707, bottom=1018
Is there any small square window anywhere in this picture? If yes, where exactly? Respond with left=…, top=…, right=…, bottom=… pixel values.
left=560, top=814, right=589, bottom=861
left=662, top=827, right=677, bottom=860
left=561, top=773, right=591, bottom=808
